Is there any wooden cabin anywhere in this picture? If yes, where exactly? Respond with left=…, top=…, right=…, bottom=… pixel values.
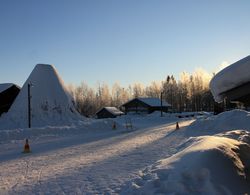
left=0, top=83, right=20, bottom=116
left=96, top=107, right=124, bottom=119
left=121, top=97, right=171, bottom=114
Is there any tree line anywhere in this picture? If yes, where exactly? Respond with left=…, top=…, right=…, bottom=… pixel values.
left=67, top=69, right=215, bottom=117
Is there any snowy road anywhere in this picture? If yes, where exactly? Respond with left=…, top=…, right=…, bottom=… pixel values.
left=0, top=120, right=192, bottom=194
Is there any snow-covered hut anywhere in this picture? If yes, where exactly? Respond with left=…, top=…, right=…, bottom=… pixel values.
left=210, top=55, right=250, bottom=106
left=121, top=97, right=171, bottom=114
left=96, top=107, right=124, bottom=119
left=0, top=64, right=83, bottom=129
left=0, top=83, right=20, bottom=116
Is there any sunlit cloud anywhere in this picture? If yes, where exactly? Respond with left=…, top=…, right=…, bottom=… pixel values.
left=216, top=61, right=230, bottom=73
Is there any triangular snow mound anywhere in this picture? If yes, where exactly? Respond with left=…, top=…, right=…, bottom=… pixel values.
left=0, top=64, right=83, bottom=129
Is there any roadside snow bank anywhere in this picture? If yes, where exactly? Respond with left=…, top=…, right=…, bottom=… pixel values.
left=121, top=134, right=250, bottom=195
left=0, top=119, right=124, bottom=144
left=185, top=109, right=250, bottom=136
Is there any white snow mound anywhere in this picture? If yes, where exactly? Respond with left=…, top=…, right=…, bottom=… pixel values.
left=210, top=55, right=250, bottom=102
left=0, top=64, right=83, bottom=129
left=186, top=109, right=250, bottom=136
left=121, top=134, right=250, bottom=195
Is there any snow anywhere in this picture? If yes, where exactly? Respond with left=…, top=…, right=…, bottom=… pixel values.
left=98, top=107, right=124, bottom=116
left=121, top=135, right=250, bottom=195
left=120, top=109, right=250, bottom=194
left=138, top=97, right=171, bottom=107
left=1, top=83, right=250, bottom=194
left=210, top=55, right=250, bottom=102
left=0, top=83, right=19, bottom=93
left=0, top=64, right=83, bottom=129
left=0, top=114, right=188, bottom=194
left=123, top=97, right=171, bottom=107
left=185, top=109, right=250, bottom=136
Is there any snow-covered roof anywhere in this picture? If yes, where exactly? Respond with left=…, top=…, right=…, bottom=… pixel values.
left=210, top=55, right=250, bottom=102
left=0, top=83, right=19, bottom=93
left=137, top=97, right=171, bottom=107
left=100, top=107, right=124, bottom=116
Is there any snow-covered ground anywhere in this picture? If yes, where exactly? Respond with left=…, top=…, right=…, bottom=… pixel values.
left=0, top=110, right=250, bottom=194
left=121, top=110, right=250, bottom=195
left=0, top=113, right=189, bottom=194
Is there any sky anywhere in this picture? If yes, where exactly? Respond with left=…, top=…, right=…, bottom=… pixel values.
left=0, top=0, right=250, bottom=87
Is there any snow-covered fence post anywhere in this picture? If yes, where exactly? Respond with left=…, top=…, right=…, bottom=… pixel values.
left=28, top=82, right=34, bottom=128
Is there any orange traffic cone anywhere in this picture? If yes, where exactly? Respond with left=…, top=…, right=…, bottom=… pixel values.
left=176, top=122, right=180, bottom=130
left=23, top=139, right=31, bottom=153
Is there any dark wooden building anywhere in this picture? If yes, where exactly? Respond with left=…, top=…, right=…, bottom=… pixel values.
left=0, top=83, right=20, bottom=116
left=121, top=97, right=171, bottom=114
left=96, top=107, right=124, bottom=119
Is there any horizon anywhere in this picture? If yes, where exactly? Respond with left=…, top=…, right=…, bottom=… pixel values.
left=0, top=1, right=250, bottom=87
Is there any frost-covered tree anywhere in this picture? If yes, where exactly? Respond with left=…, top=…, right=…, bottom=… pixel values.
left=68, top=68, right=214, bottom=116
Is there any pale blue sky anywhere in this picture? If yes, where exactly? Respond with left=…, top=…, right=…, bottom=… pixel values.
left=0, top=0, right=250, bottom=87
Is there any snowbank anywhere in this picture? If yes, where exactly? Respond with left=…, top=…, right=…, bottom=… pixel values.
left=121, top=109, right=250, bottom=194
left=185, top=109, right=250, bottom=136
left=0, top=64, right=84, bottom=130
left=0, top=118, right=125, bottom=144
left=210, top=55, right=250, bottom=102
left=121, top=134, right=250, bottom=194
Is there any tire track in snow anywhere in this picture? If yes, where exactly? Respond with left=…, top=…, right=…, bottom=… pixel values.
left=0, top=120, right=192, bottom=194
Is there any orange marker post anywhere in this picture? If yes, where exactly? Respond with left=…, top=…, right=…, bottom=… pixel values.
left=23, top=139, right=31, bottom=153
left=176, top=122, right=180, bottom=130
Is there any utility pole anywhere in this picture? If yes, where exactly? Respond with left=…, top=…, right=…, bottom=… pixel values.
left=161, top=91, right=163, bottom=117
left=28, top=83, right=32, bottom=128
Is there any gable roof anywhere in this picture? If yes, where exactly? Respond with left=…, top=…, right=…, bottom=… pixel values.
left=98, top=107, right=124, bottom=116
left=122, top=97, right=171, bottom=107
left=0, top=83, right=20, bottom=93
left=138, top=98, right=171, bottom=107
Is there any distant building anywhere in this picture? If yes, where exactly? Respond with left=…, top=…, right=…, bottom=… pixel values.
left=121, top=97, right=171, bottom=114
left=0, top=83, right=20, bottom=116
left=96, top=107, right=124, bottom=119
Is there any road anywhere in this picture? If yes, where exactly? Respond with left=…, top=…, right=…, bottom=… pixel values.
left=0, top=120, right=192, bottom=194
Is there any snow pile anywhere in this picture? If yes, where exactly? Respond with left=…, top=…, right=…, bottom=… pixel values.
left=101, top=107, right=124, bottom=116
left=121, top=109, right=250, bottom=194
left=0, top=64, right=83, bottom=129
left=210, top=55, right=250, bottom=102
left=121, top=134, right=250, bottom=194
left=186, top=109, right=250, bottom=136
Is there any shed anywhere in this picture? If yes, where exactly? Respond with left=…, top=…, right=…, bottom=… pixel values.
left=121, top=97, right=171, bottom=114
left=96, top=107, right=124, bottom=119
left=0, top=83, right=20, bottom=116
